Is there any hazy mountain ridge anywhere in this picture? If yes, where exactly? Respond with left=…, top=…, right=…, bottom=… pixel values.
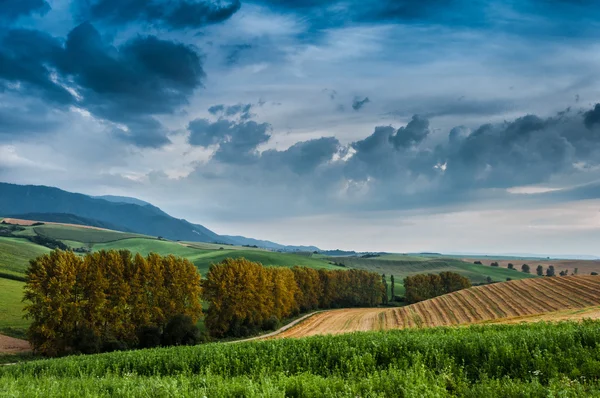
left=0, top=182, right=319, bottom=250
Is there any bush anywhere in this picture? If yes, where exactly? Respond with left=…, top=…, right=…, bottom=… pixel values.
left=592, top=272, right=598, bottom=276
left=101, top=339, right=128, bottom=353
left=162, top=315, right=200, bottom=347
left=72, top=327, right=101, bottom=355
left=262, top=315, right=280, bottom=331
left=138, top=326, right=162, bottom=349
left=490, top=262, right=499, bottom=267
left=474, top=261, right=482, bottom=265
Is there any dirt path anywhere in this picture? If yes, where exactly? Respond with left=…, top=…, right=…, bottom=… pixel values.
left=230, top=311, right=324, bottom=343
left=0, top=334, right=30, bottom=354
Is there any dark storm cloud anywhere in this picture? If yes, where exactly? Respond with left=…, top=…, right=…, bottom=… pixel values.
left=352, top=97, right=370, bottom=111
left=80, top=0, right=241, bottom=30
left=255, top=0, right=483, bottom=30
left=0, top=29, right=74, bottom=105
left=0, top=0, right=50, bottom=21
left=583, top=104, right=600, bottom=130
left=0, top=22, right=205, bottom=147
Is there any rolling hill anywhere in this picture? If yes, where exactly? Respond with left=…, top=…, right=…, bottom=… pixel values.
left=328, top=254, right=536, bottom=295
left=278, top=275, right=600, bottom=338
left=0, top=182, right=225, bottom=243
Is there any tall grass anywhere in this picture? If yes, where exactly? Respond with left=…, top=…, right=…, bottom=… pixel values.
left=1, top=321, right=600, bottom=396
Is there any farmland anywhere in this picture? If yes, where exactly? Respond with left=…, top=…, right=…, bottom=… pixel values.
left=329, top=254, right=535, bottom=295
left=278, top=275, right=600, bottom=338
left=469, top=257, right=600, bottom=277
left=2, top=321, right=600, bottom=396
left=0, top=221, right=338, bottom=338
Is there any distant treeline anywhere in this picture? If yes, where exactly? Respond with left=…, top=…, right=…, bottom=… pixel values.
left=404, top=272, right=471, bottom=304
left=25, top=250, right=202, bottom=356
left=203, top=259, right=385, bottom=338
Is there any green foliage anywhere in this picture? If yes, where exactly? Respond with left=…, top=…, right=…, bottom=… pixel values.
left=522, top=263, right=531, bottom=273
left=547, top=265, right=556, bottom=277
left=23, top=250, right=203, bottom=356
left=537, top=264, right=544, bottom=276
left=203, top=259, right=384, bottom=338
left=404, top=272, right=471, bottom=304
left=2, top=322, right=600, bottom=396
left=162, top=315, right=200, bottom=347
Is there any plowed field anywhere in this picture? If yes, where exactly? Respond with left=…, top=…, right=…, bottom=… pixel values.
left=278, top=275, right=600, bottom=338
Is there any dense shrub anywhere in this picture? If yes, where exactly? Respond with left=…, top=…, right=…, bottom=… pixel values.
left=404, top=272, right=471, bottom=304
left=138, top=326, right=162, bottom=349
left=162, top=315, right=200, bottom=347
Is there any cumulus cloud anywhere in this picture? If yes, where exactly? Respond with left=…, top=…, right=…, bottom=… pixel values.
left=79, top=0, right=241, bottom=30
left=180, top=103, right=600, bottom=219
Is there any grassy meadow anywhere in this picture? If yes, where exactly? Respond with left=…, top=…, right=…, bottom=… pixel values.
left=1, top=321, right=600, bottom=396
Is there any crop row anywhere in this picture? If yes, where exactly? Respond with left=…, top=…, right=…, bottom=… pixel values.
left=2, top=321, right=600, bottom=396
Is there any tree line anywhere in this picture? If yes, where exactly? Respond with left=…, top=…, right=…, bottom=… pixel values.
left=24, top=250, right=202, bottom=356
left=202, top=258, right=385, bottom=338
left=403, top=272, right=471, bottom=304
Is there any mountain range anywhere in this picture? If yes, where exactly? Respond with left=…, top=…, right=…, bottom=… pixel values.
left=0, top=182, right=319, bottom=252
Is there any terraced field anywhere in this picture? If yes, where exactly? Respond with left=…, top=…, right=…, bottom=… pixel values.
left=278, top=275, right=600, bottom=338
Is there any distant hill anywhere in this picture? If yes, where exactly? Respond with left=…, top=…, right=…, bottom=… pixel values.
left=0, top=182, right=227, bottom=243
left=92, top=195, right=154, bottom=207
left=0, top=182, right=319, bottom=249
left=222, top=235, right=319, bottom=252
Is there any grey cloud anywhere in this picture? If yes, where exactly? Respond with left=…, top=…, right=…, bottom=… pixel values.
left=583, top=104, right=600, bottom=129
left=224, top=44, right=252, bottom=65
left=0, top=0, right=50, bottom=21
left=0, top=102, right=62, bottom=136
left=188, top=116, right=271, bottom=164
left=207, top=103, right=253, bottom=120
left=80, top=0, right=241, bottom=30
left=390, top=115, right=430, bottom=149
left=352, top=97, right=370, bottom=111
left=262, top=137, right=341, bottom=174
left=112, top=118, right=171, bottom=148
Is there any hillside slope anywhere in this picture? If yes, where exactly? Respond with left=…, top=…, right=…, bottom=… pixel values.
left=279, top=275, right=600, bottom=338
left=0, top=182, right=226, bottom=243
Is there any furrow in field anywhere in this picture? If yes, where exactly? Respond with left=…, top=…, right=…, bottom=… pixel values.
left=483, top=283, right=525, bottom=318
left=462, top=288, right=498, bottom=320
left=544, top=277, right=600, bottom=306
left=276, top=276, right=600, bottom=339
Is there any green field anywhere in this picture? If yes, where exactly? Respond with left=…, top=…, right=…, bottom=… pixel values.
left=0, top=278, right=27, bottom=338
left=0, top=237, right=51, bottom=278
left=1, top=321, right=599, bottom=396
left=333, top=254, right=536, bottom=295
left=33, top=224, right=144, bottom=243
left=0, top=228, right=336, bottom=336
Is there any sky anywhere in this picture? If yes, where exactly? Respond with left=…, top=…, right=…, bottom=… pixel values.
left=2, top=0, right=600, bottom=255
